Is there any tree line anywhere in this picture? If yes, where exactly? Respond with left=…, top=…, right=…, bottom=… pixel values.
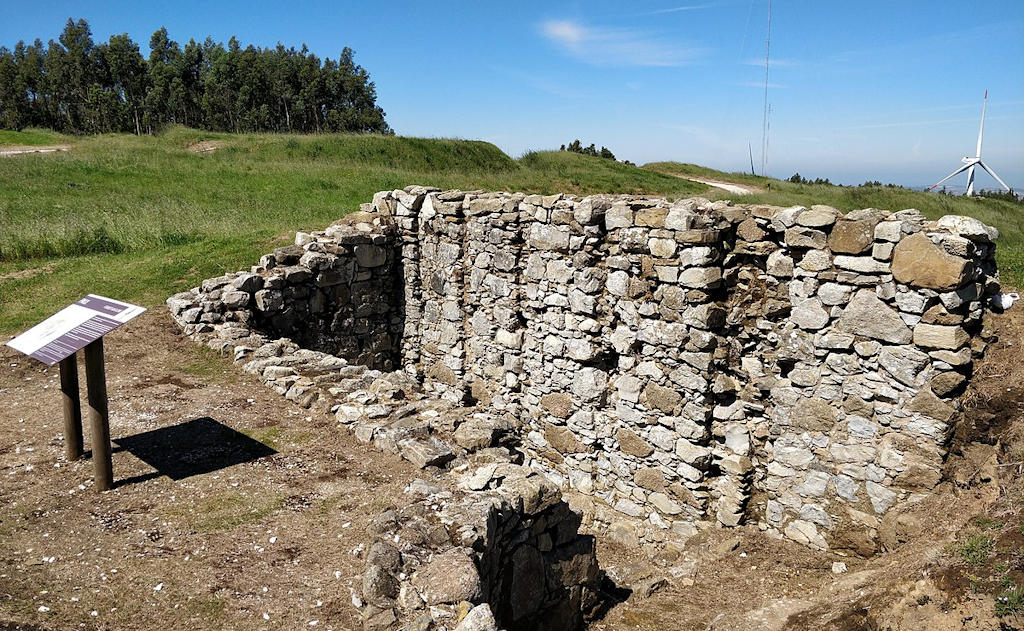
left=560, top=139, right=617, bottom=161
left=0, top=18, right=392, bottom=135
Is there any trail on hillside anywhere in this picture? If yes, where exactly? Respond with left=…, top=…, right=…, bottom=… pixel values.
left=674, top=175, right=761, bottom=195
left=0, top=144, right=70, bottom=157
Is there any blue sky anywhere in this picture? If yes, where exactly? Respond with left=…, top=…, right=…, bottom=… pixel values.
left=3, top=0, right=1023, bottom=188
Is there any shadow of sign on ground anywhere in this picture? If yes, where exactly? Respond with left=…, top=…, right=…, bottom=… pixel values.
left=112, top=416, right=277, bottom=483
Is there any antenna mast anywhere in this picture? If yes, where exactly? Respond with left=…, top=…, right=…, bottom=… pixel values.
left=760, top=0, right=771, bottom=176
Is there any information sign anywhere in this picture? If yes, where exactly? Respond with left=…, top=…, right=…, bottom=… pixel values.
left=6, top=294, right=145, bottom=490
left=6, top=295, right=145, bottom=366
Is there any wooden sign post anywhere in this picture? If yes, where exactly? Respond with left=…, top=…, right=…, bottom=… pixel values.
left=58, top=353, right=83, bottom=460
left=6, top=295, right=145, bottom=491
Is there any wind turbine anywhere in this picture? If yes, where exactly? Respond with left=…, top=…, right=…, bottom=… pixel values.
left=929, top=90, right=1012, bottom=196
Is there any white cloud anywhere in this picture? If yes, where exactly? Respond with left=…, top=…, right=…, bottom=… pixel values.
left=543, top=20, right=586, bottom=45
left=540, top=19, right=703, bottom=67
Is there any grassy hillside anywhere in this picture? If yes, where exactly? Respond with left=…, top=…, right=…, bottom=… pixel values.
left=647, top=162, right=1024, bottom=289
left=1, top=131, right=1019, bottom=334
left=0, top=128, right=703, bottom=331
left=0, top=128, right=69, bottom=146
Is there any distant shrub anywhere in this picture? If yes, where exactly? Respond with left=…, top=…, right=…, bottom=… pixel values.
left=561, top=139, right=616, bottom=161
left=977, top=189, right=1023, bottom=205
left=788, top=173, right=833, bottom=186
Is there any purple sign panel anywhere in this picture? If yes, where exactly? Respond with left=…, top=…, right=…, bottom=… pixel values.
left=27, top=314, right=122, bottom=365
left=6, top=294, right=146, bottom=366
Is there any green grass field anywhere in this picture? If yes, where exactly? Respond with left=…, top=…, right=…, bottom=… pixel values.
left=0, top=129, right=1019, bottom=333
left=0, top=128, right=703, bottom=331
left=0, top=128, right=69, bottom=147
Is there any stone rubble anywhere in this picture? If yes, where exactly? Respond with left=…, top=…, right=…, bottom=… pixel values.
left=353, top=465, right=601, bottom=631
left=168, top=187, right=1000, bottom=566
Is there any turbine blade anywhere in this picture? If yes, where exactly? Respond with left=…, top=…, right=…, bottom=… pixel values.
left=976, top=90, right=987, bottom=158
left=929, top=163, right=972, bottom=190
left=977, top=161, right=1013, bottom=193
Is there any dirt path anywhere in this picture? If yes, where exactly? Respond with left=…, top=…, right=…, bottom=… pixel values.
left=676, top=175, right=760, bottom=195
left=0, top=145, right=71, bottom=157
left=0, top=263, right=58, bottom=283
left=188, top=141, right=224, bottom=154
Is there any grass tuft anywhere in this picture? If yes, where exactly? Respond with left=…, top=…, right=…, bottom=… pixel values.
left=959, top=534, right=996, bottom=567
left=996, top=586, right=1024, bottom=616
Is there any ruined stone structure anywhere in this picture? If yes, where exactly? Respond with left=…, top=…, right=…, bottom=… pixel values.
left=356, top=465, right=600, bottom=631
left=169, top=187, right=1000, bottom=569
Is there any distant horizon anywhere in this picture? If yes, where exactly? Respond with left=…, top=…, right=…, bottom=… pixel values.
left=2, top=1, right=1021, bottom=190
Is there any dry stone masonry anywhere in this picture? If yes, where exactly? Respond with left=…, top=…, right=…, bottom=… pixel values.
left=169, top=188, right=1001, bottom=564
left=355, top=467, right=600, bottom=631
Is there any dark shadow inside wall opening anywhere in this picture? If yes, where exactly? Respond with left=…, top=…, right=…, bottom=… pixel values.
left=248, top=238, right=406, bottom=372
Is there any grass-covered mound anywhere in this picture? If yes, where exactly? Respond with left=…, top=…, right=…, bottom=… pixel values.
left=0, top=128, right=702, bottom=330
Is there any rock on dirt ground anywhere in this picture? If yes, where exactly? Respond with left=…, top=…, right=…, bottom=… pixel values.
left=1, top=305, right=1023, bottom=630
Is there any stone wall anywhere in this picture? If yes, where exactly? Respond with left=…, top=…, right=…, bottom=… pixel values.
left=355, top=466, right=600, bottom=631
left=168, top=187, right=1001, bottom=554
left=173, top=217, right=403, bottom=372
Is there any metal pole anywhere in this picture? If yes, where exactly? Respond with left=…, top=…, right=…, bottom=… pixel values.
left=58, top=353, right=83, bottom=460
left=84, top=339, right=113, bottom=491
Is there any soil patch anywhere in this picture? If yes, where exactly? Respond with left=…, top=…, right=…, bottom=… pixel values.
left=0, top=263, right=58, bottom=283
left=187, top=141, right=225, bottom=154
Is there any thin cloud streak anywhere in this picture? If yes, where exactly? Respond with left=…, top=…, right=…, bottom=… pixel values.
left=642, top=3, right=716, bottom=15
left=663, top=124, right=726, bottom=148
left=540, top=19, right=704, bottom=67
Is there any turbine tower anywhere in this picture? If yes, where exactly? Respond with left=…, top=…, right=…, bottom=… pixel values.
left=929, top=90, right=1012, bottom=196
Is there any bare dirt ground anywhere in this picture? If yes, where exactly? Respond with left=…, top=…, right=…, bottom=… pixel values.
left=1, top=311, right=427, bottom=630
left=1, top=305, right=1022, bottom=631
left=0, top=264, right=58, bottom=283
left=187, top=141, right=225, bottom=154
left=0, top=145, right=70, bottom=158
